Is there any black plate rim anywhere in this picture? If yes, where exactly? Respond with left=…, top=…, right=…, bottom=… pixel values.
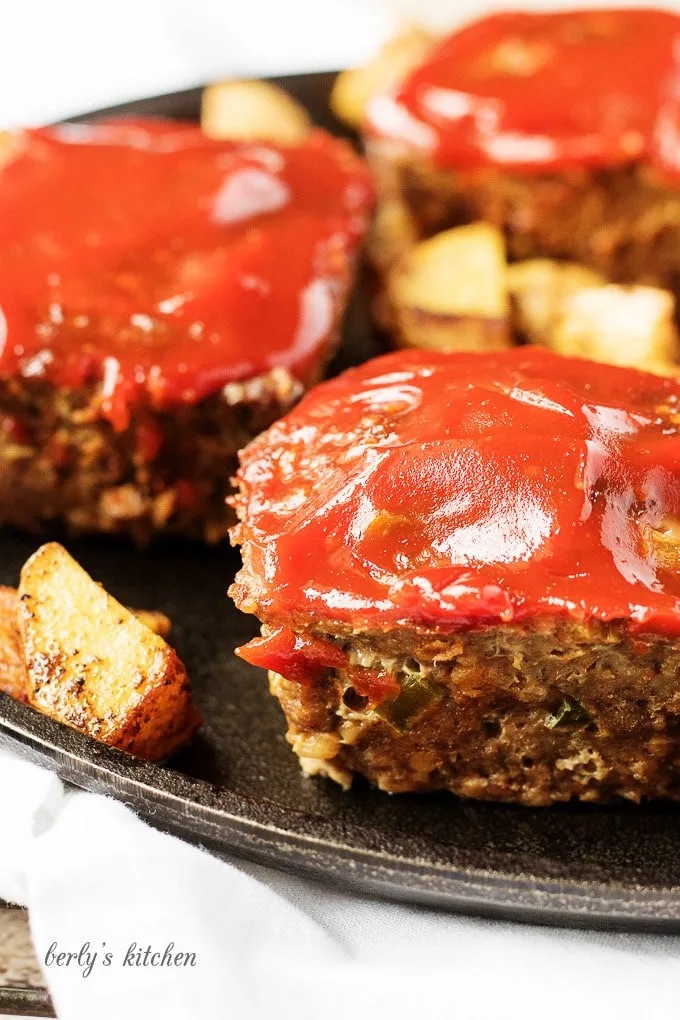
left=2, top=692, right=680, bottom=931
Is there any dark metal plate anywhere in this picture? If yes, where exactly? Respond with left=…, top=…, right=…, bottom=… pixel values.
left=1, top=76, right=680, bottom=932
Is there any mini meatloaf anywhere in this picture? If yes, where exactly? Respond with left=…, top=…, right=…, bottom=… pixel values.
left=232, top=346, right=680, bottom=805
left=0, top=118, right=372, bottom=542
left=360, top=10, right=680, bottom=290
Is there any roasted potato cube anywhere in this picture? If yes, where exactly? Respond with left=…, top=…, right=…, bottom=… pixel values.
left=18, top=543, right=199, bottom=761
left=0, top=587, right=28, bottom=703
left=550, top=285, right=680, bottom=375
left=331, top=27, right=435, bottom=129
left=131, top=609, right=172, bottom=639
left=507, top=259, right=605, bottom=345
left=387, top=223, right=510, bottom=352
left=392, top=224, right=508, bottom=317
left=201, top=80, right=311, bottom=143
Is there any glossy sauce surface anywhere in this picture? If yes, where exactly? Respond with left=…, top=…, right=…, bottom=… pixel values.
left=0, top=119, right=372, bottom=429
left=233, top=348, right=680, bottom=637
left=366, top=9, right=680, bottom=173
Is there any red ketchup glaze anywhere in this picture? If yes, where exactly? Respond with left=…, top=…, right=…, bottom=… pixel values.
left=0, top=118, right=373, bottom=429
left=365, top=9, right=680, bottom=174
left=237, top=627, right=347, bottom=686
left=237, top=626, right=400, bottom=700
left=234, top=347, right=680, bottom=638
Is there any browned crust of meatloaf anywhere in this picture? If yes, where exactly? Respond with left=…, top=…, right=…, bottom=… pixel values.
left=0, top=366, right=303, bottom=544
left=261, top=618, right=680, bottom=806
left=366, top=141, right=680, bottom=291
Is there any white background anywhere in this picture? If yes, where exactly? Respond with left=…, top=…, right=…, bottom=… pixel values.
left=3, top=0, right=680, bottom=127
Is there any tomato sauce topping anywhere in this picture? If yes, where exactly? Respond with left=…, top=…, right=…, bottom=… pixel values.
left=236, top=626, right=400, bottom=700
left=0, top=118, right=373, bottom=429
left=237, top=627, right=347, bottom=686
left=233, top=347, right=680, bottom=637
left=365, top=9, right=680, bottom=174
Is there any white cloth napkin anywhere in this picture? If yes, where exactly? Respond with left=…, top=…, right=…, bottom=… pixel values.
left=2, top=748, right=680, bottom=1020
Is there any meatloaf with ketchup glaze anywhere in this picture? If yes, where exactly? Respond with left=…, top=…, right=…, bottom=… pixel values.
left=0, top=118, right=372, bottom=542
left=360, top=10, right=680, bottom=290
left=232, top=347, right=680, bottom=805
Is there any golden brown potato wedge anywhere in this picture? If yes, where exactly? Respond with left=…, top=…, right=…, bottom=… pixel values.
left=131, top=609, right=172, bottom=639
left=201, top=80, right=311, bottom=143
left=331, top=27, right=435, bottom=129
left=0, top=586, right=172, bottom=704
left=507, top=259, right=606, bottom=345
left=387, top=223, right=511, bottom=352
left=549, top=285, right=680, bottom=375
left=0, top=587, right=28, bottom=703
left=18, top=543, right=199, bottom=761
